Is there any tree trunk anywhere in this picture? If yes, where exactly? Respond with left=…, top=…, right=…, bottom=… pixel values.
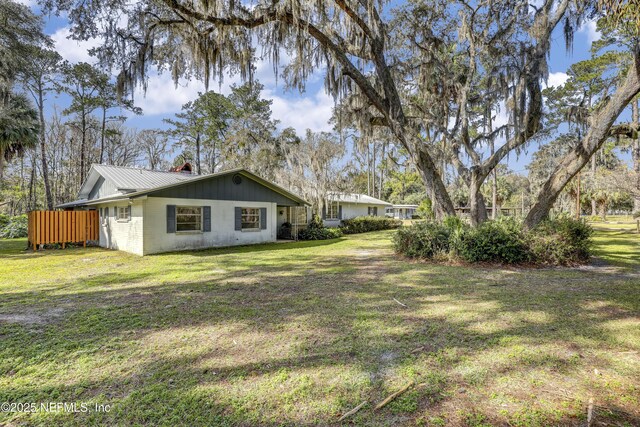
left=379, top=140, right=386, bottom=199
left=195, top=133, right=202, bottom=175
left=28, top=158, right=36, bottom=211
left=366, top=142, right=371, bottom=196
left=80, top=112, right=87, bottom=184
left=525, top=56, right=640, bottom=228
left=590, top=155, right=597, bottom=216
left=469, top=171, right=489, bottom=226
left=489, top=124, right=497, bottom=220
left=100, top=106, right=106, bottom=164
left=38, top=84, right=54, bottom=210
left=413, top=145, right=456, bottom=218
left=633, top=99, right=640, bottom=212
left=0, top=147, right=5, bottom=180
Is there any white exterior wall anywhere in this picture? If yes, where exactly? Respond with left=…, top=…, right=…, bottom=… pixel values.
left=324, top=202, right=389, bottom=227
left=96, top=200, right=145, bottom=256
left=142, top=197, right=277, bottom=255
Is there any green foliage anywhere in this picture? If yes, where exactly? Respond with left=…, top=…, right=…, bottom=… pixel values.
left=527, top=216, right=593, bottom=265
left=394, top=216, right=593, bottom=265
left=383, top=170, right=424, bottom=204
left=417, top=199, right=433, bottom=219
left=0, top=93, right=40, bottom=168
left=340, top=216, right=402, bottom=234
left=0, top=214, right=28, bottom=238
left=633, top=211, right=640, bottom=219
left=453, top=217, right=529, bottom=264
left=0, top=213, right=9, bottom=229
left=298, top=214, right=343, bottom=240
left=393, top=221, right=451, bottom=258
left=442, top=215, right=464, bottom=231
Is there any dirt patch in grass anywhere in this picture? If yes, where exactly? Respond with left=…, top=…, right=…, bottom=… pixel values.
left=0, top=307, right=66, bottom=325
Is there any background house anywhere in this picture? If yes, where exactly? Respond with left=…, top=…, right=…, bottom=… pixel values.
left=321, top=192, right=392, bottom=227
left=57, top=164, right=308, bottom=255
left=387, top=204, right=419, bottom=219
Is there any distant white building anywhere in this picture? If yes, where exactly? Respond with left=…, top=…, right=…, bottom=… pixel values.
left=387, top=204, right=419, bottom=219
left=321, top=192, right=392, bottom=227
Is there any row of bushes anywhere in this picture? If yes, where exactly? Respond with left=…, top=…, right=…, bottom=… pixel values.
left=0, top=214, right=28, bottom=239
left=297, top=215, right=402, bottom=240
left=340, top=216, right=402, bottom=234
left=393, top=216, right=593, bottom=265
left=297, top=215, right=344, bottom=240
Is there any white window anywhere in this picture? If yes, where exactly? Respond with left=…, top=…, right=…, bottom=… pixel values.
left=326, top=201, right=339, bottom=220
left=117, top=206, right=130, bottom=222
left=176, top=206, right=202, bottom=232
left=241, top=208, right=261, bottom=230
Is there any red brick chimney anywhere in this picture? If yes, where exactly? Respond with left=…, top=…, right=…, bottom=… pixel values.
left=169, top=162, right=193, bottom=174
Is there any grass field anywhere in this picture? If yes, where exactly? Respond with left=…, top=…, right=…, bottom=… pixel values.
left=0, top=224, right=638, bottom=426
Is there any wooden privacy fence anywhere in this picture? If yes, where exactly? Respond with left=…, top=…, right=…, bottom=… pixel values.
left=28, top=210, right=99, bottom=250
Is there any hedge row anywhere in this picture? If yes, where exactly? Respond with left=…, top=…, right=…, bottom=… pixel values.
left=297, top=215, right=401, bottom=240
left=340, top=216, right=402, bottom=234
left=0, top=214, right=28, bottom=239
left=393, top=216, right=593, bottom=266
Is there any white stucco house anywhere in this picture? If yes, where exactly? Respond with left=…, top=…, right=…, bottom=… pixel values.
left=387, top=204, right=419, bottom=219
left=57, top=164, right=309, bottom=255
left=321, top=192, right=392, bottom=227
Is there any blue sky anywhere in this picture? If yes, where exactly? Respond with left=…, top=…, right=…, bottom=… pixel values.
left=20, top=0, right=618, bottom=173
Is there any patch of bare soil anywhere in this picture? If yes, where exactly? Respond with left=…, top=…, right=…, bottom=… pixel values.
left=0, top=307, right=65, bottom=325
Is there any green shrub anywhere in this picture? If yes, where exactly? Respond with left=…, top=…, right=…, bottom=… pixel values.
left=0, top=213, right=9, bottom=230
left=417, top=199, right=434, bottom=220
left=0, top=214, right=28, bottom=239
left=298, top=226, right=343, bottom=240
left=527, top=216, right=593, bottom=265
left=298, top=214, right=343, bottom=240
left=453, top=217, right=529, bottom=264
left=393, top=221, right=451, bottom=258
left=442, top=215, right=465, bottom=231
left=340, top=216, right=402, bottom=234
left=393, top=215, right=593, bottom=266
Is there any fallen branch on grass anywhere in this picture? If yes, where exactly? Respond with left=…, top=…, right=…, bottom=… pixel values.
left=337, top=400, right=367, bottom=421
left=393, top=298, right=407, bottom=307
left=374, top=381, right=415, bottom=410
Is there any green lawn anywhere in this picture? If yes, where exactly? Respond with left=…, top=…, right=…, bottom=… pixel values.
left=0, top=227, right=638, bottom=426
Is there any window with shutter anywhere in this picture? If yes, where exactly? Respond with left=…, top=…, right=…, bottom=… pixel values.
left=240, top=208, right=261, bottom=230
left=166, top=205, right=176, bottom=233
left=175, top=206, right=202, bottom=232
left=203, top=206, right=211, bottom=232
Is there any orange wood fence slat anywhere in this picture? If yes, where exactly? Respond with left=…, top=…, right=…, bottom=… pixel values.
left=27, top=210, right=99, bottom=250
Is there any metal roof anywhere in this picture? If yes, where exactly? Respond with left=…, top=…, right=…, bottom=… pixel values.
left=328, top=192, right=392, bottom=206
left=61, top=165, right=309, bottom=208
left=124, top=168, right=309, bottom=206
left=92, top=164, right=198, bottom=191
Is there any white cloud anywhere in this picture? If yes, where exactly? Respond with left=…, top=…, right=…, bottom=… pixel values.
left=131, top=73, right=207, bottom=116
left=14, top=0, right=36, bottom=6
left=266, top=88, right=335, bottom=133
left=50, top=26, right=101, bottom=64
left=544, top=71, right=569, bottom=89
left=579, top=20, right=601, bottom=44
